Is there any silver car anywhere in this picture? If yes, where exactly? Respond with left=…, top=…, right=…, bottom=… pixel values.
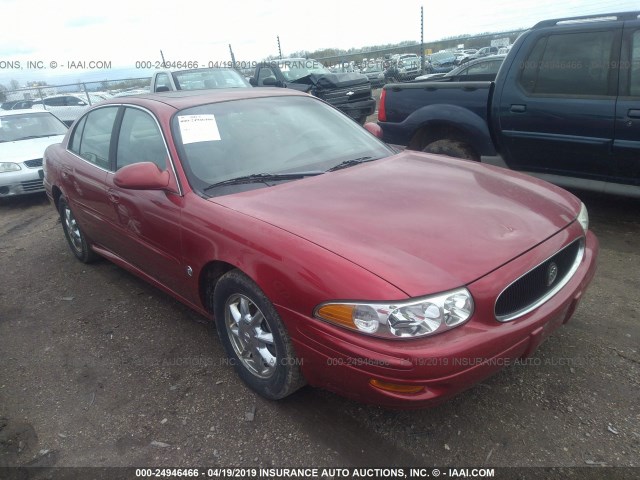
left=0, top=110, right=68, bottom=197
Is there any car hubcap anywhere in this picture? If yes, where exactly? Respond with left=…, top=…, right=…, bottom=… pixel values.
left=225, top=294, right=277, bottom=379
left=64, top=206, right=82, bottom=252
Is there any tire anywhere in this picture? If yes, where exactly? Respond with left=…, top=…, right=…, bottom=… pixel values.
left=213, top=270, right=305, bottom=400
left=422, top=139, right=479, bottom=161
left=59, top=197, right=98, bottom=263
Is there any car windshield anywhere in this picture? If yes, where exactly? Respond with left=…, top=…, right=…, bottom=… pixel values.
left=278, top=60, right=331, bottom=81
left=172, top=69, right=250, bottom=90
left=172, top=96, right=393, bottom=196
left=0, top=112, right=67, bottom=142
left=430, top=52, right=455, bottom=63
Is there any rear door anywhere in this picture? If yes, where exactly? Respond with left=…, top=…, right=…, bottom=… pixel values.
left=497, top=25, right=621, bottom=181
left=613, top=21, right=640, bottom=186
left=62, top=106, right=119, bottom=241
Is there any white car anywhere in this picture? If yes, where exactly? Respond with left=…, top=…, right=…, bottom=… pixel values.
left=31, top=93, right=104, bottom=126
left=0, top=110, right=67, bottom=197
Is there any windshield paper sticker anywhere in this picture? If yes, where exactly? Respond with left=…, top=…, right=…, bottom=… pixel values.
left=178, top=115, right=221, bottom=144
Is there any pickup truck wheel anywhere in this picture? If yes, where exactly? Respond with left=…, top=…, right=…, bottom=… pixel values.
left=422, top=139, right=479, bottom=161
left=213, top=270, right=305, bottom=400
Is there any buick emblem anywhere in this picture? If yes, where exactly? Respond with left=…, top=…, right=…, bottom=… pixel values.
left=346, top=91, right=355, bottom=96
left=546, top=262, right=558, bottom=287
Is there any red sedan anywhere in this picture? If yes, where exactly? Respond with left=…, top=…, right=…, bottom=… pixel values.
left=43, top=88, right=598, bottom=408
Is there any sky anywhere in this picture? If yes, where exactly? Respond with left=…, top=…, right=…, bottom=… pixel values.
left=0, top=0, right=636, bottom=86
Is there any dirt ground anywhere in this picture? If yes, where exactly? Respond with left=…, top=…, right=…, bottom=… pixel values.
left=0, top=185, right=639, bottom=477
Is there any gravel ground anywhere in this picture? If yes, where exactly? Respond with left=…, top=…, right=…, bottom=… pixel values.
left=0, top=187, right=638, bottom=479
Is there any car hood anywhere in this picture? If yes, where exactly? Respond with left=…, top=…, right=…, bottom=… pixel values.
left=212, top=151, right=581, bottom=297
left=291, top=72, right=370, bottom=89
left=0, top=135, right=66, bottom=162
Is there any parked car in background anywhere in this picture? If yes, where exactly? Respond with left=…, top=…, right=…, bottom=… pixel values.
left=31, top=93, right=104, bottom=126
left=413, top=55, right=506, bottom=82
left=385, top=54, right=421, bottom=81
left=251, top=58, right=375, bottom=124
left=150, top=68, right=251, bottom=93
left=361, top=65, right=386, bottom=87
left=423, top=51, right=457, bottom=74
left=0, top=109, right=67, bottom=197
left=43, top=89, right=597, bottom=408
left=1, top=100, right=34, bottom=110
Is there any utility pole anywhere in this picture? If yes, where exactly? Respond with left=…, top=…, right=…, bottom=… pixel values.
left=229, top=44, right=236, bottom=69
left=277, top=36, right=282, bottom=59
left=420, top=6, right=425, bottom=73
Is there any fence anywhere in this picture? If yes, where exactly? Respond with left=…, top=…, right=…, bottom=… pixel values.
left=0, top=77, right=152, bottom=124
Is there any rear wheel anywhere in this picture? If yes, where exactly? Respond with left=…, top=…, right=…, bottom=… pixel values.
left=422, top=139, right=479, bottom=161
left=59, top=197, right=98, bottom=263
left=213, top=270, right=305, bottom=400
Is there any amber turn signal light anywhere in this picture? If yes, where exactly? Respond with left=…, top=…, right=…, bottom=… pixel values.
left=369, top=378, right=425, bottom=394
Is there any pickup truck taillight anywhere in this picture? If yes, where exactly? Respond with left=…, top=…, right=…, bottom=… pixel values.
left=378, top=89, right=386, bottom=122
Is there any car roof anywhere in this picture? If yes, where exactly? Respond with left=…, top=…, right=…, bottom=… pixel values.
left=99, top=87, right=308, bottom=110
left=0, top=108, right=57, bottom=117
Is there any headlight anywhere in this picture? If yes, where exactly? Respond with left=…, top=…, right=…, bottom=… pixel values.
left=577, top=202, right=589, bottom=232
left=314, top=288, right=474, bottom=339
left=0, top=162, right=21, bottom=173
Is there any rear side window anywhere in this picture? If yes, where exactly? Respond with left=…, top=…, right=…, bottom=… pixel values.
left=519, top=30, right=617, bottom=96
left=69, top=116, right=87, bottom=154
left=630, top=31, right=640, bottom=96
left=73, top=107, right=118, bottom=169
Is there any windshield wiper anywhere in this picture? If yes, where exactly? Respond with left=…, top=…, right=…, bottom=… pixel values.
left=327, top=156, right=378, bottom=172
left=204, top=171, right=324, bottom=191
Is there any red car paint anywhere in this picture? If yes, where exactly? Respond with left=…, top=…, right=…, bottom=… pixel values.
left=44, top=89, right=598, bottom=408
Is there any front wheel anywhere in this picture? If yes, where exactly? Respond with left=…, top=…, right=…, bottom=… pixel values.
left=59, top=197, right=98, bottom=263
left=213, top=270, right=305, bottom=400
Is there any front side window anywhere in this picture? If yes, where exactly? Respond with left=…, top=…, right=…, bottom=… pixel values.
left=257, top=68, right=276, bottom=86
left=116, top=108, right=168, bottom=170
left=44, top=97, right=66, bottom=107
left=75, top=107, right=118, bottom=169
left=467, top=60, right=503, bottom=76
left=518, top=30, right=617, bottom=97
left=155, top=73, right=171, bottom=91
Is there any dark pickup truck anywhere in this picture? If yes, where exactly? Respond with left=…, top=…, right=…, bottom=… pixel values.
left=379, top=11, right=640, bottom=197
left=251, top=58, right=376, bottom=124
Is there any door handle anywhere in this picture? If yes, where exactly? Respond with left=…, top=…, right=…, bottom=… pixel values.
left=628, top=109, right=640, bottom=119
left=510, top=104, right=527, bottom=113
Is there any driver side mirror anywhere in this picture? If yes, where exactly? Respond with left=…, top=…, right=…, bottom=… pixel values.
left=113, top=162, right=170, bottom=190
left=262, top=77, right=278, bottom=86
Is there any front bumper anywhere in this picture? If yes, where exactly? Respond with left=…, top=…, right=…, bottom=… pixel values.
left=0, top=167, right=45, bottom=197
left=335, top=98, right=376, bottom=120
left=281, top=228, right=598, bottom=408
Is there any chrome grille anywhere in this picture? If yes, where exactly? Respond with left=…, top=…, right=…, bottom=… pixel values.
left=23, top=158, right=43, bottom=168
left=321, top=85, right=371, bottom=104
left=495, top=238, right=584, bottom=322
left=21, top=179, right=44, bottom=192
